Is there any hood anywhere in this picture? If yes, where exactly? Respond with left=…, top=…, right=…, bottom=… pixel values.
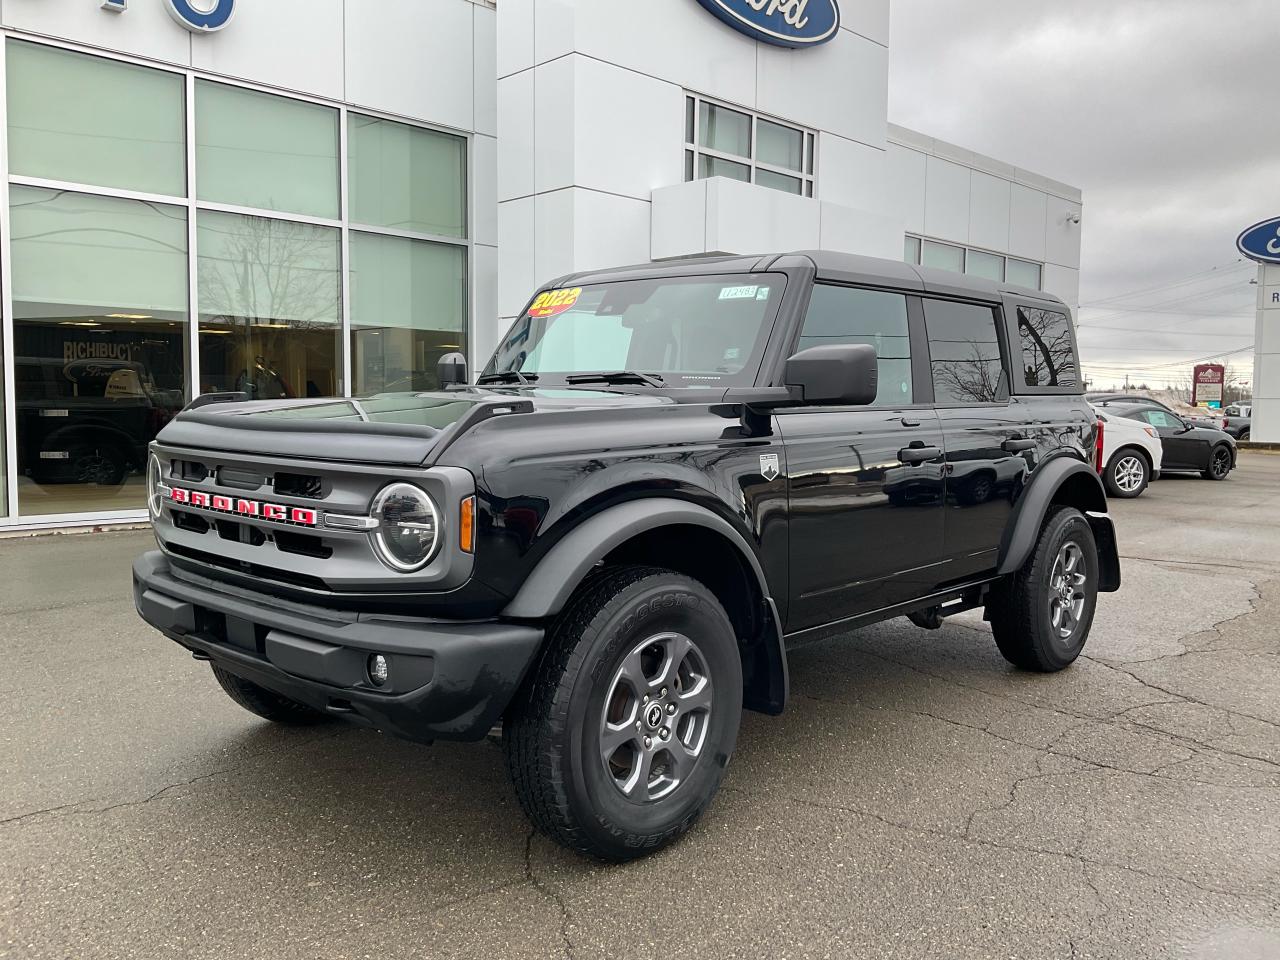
left=155, top=388, right=676, bottom=465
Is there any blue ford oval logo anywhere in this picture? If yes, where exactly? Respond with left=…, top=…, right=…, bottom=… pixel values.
left=164, top=0, right=236, bottom=33
left=1238, top=217, right=1280, bottom=265
left=694, top=0, right=841, bottom=49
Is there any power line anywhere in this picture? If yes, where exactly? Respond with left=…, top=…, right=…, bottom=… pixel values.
left=1080, top=343, right=1254, bottom=371
left=1080, top=259, right=1252, bottom=308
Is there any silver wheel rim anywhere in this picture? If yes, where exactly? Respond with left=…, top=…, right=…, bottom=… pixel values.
left=599, top=632, right=713, bottom=803
left=1048, top=541, right=1088, bottom=642
left=1114, top=456, right=1144, bottom=493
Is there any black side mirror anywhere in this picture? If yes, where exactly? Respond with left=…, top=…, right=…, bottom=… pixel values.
left=783, top=344, right=878, bottom=406
left=437, top=352, right=468, bottom=389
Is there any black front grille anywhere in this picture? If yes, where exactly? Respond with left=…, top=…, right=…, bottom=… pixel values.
left=172, top=510, right=210, bottom=535
left=164, top=541, right=331, bottom=592
left=275, top=530, right=334, bottom=560
left=274, top=472, right=324, bottom=498
left=175, top=460, right=209, bottom=482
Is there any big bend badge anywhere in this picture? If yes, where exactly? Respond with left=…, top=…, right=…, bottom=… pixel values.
left=759, top=453, right=781, bottom=482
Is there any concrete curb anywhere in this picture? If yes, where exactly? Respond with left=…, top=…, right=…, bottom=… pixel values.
left=1237, top=442, right=1280, bottom=453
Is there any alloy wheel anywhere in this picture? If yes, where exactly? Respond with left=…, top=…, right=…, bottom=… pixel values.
left=1048, top=541, right=1088, bottom=642
left=1211, top=448, right=1231, bottom=479
left=599, top=632, right=713, bottom=802
left=1114, top=455, right=1145, bottom=493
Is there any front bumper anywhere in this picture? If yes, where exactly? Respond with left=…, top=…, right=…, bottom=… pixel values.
left=132, top=551, right=543, bottom=742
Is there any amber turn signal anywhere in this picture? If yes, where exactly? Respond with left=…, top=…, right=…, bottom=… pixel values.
left=459, top=495, right=476, bottom=553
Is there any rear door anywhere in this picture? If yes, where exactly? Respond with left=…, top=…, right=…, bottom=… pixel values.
left=1132, top=407, right=1204, bottom=469
left=778, top=283, right=947, bottom=632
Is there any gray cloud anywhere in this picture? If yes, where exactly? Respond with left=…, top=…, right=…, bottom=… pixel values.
left=887, top=0, right=1274, bottom=387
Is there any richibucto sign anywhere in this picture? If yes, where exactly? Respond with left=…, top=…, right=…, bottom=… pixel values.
left=694, top=0, right=841, bottom=48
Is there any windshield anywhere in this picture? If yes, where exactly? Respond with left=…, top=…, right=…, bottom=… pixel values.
left=482, top=273, right=786, bottom=387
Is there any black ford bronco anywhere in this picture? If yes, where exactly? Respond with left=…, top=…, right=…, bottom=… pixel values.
left=133, top=251, right=1120, bottom=861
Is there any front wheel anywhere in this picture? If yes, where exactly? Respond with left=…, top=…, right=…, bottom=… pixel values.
left=987, top=506, right=1099, bottom=672
left=211, top=664, right=329, bottom=725
left=1104, top=449, right=1148, bottom=498
left=504, top=566, right=743, bottom=861
left=1202, top=445, right=1232, bottom=481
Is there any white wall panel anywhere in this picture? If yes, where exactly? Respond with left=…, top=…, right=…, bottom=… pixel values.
left=818, top=202, right=902, bottom=259
left=1041, top=263, right=1080, bottom=309
left=471, top=243, right=501, bottom=368
left=498, top=196, right=536, bottom=318
left=533, top=0, right=577, bottom=66
left=883, top=143, right=926, bottom=235
left=3, top=0, right=192, bottom=66
left=192, top=0, right=343, bottom=100
left=497, top=0, right=534, bottom=78
left=756, top=30, right=886, bottom=148
left=473, top=134, right=498, bottom=246
left=651, top=180, right=709, bottom=261
left=473, top=4, right=497, bottom=137
left=571, top=190, right=652, bottom=274
left=497, top=70, right=534, bottom=201
left=816, top=134, right=887, bottom=214
left=534, top=188, right=576, bottom=281
left=707, top=178, right=819, bottom=254
left=1008, top=183, right=1048, bottom=262
left=968, top=171, right=1010, bottom=253
left=531, top=56, right=576, bottom=194
left=923, top=155, right=970, bottom=243
left=345, top=0, right=473, bottom=130
left=1045, top=194, right=1084, bottom=267
left=842, top=1, right=890, bottom=47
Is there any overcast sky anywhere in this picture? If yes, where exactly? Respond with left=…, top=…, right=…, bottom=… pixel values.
left=887, top=0, right=1274, bottom=389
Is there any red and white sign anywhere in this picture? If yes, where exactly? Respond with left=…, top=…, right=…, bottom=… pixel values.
left=166, top=486, right=318, bottom=526
left=1192, top=363, right=1225, bottom=409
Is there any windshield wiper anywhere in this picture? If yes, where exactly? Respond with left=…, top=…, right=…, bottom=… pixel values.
left=476, top=370, right=538, bottom=385
left=564, top=371, right=666, bottom=388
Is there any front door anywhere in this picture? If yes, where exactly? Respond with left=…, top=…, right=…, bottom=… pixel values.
left=779, top=283, right=947, bottom=633
left=1136, top=408, right=1202, bottom=469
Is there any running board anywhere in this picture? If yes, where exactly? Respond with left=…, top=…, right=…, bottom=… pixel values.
left=783, top=578, right=995, bottom=648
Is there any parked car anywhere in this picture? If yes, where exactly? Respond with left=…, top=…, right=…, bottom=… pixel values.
left=1091, top=405, right=1163, bottom=498
left=133, top=251, right=1121, bottom=861
left=1090, top=393, right=1225, bottom=431
left=1223, top=403, right=1251, bottom=441
left=1106, top=402, right=1236, bottom=480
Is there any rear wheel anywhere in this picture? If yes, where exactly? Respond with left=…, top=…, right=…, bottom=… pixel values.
left=504, top=566, right=742, bottom=861
left=211, top=664, right=328, bottom=724
left=988, top=506, right=1099, bottom=672
left=1103, top=449, right=1148, bottom=498
left=1202, top=444, right=1232, bottom=481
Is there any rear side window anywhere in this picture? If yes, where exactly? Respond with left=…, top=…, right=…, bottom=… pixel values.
left=798, top=284, right=912, bottom=405
left=922, top=299, right=1004, bottom=404
left=1017, top=305, right=1078, bottom=388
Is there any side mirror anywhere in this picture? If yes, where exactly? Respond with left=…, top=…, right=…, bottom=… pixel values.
left=1178, top=419, right=1195, bottom=433
left=783, top=344, right=878, bottom=406
left=437, top=352, right=468, bottom=389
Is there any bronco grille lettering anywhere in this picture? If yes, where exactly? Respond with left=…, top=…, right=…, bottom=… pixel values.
left=166, top=486, right=319, bottom=527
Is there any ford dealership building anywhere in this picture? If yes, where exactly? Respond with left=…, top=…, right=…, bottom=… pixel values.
left=0, top=0, right=1081, bottom=528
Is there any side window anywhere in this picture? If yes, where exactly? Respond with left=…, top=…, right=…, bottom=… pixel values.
left=1144, top=409, right=1180, bottom=429
left=798, top=284, right=912, bottom=406
left=1017, top=305, right=1078, bottom=388
left=922, top=299, right=1005, bottom=404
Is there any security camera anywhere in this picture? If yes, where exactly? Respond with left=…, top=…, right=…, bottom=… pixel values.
left=1066, top=213, right=1082, bottom=225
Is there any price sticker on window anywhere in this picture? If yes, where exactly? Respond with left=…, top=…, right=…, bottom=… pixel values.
left=528, top=287, right=582, bottom=318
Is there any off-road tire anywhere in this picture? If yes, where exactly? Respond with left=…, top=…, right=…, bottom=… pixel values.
left=211, top=664, right=329, bottom=724
left=1103, top=448, right=1149, bottom=498
left=987, top=506, right=1099, bottom=672
left=504, top=565, right=743, bottom=862
left=1202, top=444, right=1232, bottom=481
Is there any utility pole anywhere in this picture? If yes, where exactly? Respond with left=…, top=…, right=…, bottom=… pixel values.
left=1124, top=373, right=1130, bottom=391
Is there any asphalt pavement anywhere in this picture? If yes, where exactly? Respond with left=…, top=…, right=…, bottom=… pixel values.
left=2, top=455, right=1279, bottom=959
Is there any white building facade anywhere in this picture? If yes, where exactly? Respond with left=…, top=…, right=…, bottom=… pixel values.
left=0, top=0, right=1080, bottom=529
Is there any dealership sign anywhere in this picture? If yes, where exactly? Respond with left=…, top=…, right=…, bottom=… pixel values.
left=1193, top=363, right=1225, bottom=409
left=1237, top=216, right=1280, bottom=264
left=694, top=0, right=840, bottom=48
left=101, top=0, right=237, bottom=33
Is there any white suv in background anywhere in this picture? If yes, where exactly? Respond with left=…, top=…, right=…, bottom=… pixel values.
left=1092, top=404, right=1163, bottom=498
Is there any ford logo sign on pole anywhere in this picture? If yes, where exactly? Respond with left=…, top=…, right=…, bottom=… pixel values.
left=694, top=0, right=840, bottom=48
left=1237, top=216, right=1280, bottom=265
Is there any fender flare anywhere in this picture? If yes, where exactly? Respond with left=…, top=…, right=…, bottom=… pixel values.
left=502, top=498, right=789, bottom=713
left=998, top=457, right=1120, bottom=591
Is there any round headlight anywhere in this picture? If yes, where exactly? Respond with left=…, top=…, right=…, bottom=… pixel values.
left=146, top=453, right=163, bottom=519
left=371, top=483, right=441, bottom=572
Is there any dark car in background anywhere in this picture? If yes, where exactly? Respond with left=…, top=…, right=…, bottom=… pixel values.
left=1223, top=403, right=1251, bottom=441
left=1105, top=401, right=1236, bottom=480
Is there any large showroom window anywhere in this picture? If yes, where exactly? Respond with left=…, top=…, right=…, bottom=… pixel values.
left=684, top=95, right=816, bottom=197
left=0, top=38, right=470, bottom=524
left=906, top=235, right=1044, bottom=291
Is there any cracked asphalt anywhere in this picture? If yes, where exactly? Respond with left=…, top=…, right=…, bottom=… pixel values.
left=3, top=456, right=1280, bottom=960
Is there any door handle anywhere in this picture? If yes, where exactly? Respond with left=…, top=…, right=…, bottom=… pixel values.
left=900, top=416, right=921, bottom=427
left=1002, top=437, right=1037, bottom=452
left=899, top=445, right=941, bottom=465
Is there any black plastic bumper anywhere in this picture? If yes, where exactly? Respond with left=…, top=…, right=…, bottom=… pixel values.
left=132, top=551, right=543, bottom=743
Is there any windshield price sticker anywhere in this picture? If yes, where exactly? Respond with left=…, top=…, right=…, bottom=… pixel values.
left=718, top=285, right=759, bottom=300
left=529, top=287, right=582, bottom=318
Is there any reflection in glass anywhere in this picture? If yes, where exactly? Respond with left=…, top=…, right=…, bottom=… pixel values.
left=904, top=236, right=921, bottom=264
left=6, top=40, right=186, bottom=197
left=799, top=285, right=913, bottom=405
left=757, top=120, right=803, bottom=171
left=350, top=232, right=466, bottom=393
left=348, top=114, right=466, bottom=237
left=755, top=168, right=803, bottom=195
left=698, top=102, right=751, bottom=158
left=1018, top=306, right=1078, bottom=387
left=923, top=299, right=1004, bottom=404
left=965, top=249, right=1004, bottom=282
left=9, top=187, right=188, bottom=516
left=699, top=154, right=750, bottom=182
left=921, top=240, right=964, bottom=273
left=197, top=211, right=340, bottom=400
left=1006, top=258, right=1043, bottom=290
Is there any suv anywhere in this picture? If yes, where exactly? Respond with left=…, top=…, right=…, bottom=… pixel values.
left=132, top=252, right=1120, bottom=861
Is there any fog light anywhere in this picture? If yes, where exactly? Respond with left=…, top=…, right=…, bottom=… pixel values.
left=368, top=654, right=389, bottom=687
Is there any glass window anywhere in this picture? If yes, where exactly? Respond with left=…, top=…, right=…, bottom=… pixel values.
left=698, top=101, right=751, bottom=158
left=904, top=236, right=921, bottom=264
left=348, top=114, right=466, bottom=238
left=1006, top=258, right=1043, bottom=290
left=699, top=154, right=750, bottom=182
left=923, top=298, right=1005, bottom=404
left=755, top=168, right=802, bottom=195
left=195, top=80, right=339, bottom=219
left=921, top=240, right=964, bottom=273
left=757, top=119, right=803, bottom=172
left=965, top=249, right=1004, bottom=282
left=1017, top=305, right=1078, bottom=388
left=350, top=233, right=466, bottom=393
left=9, top=186, right=188, bottom=516
left=197, top=211, right=340, bottom=399
left=6, top=40, right=185, bottom=197
left=798, top=285, right=912, bottom=405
